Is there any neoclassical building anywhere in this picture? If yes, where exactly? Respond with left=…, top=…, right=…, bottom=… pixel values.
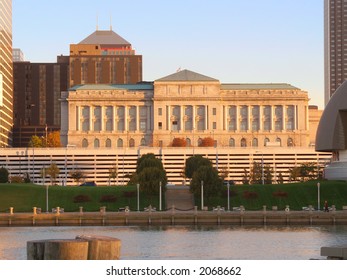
left=61, top=69, right=311, bottom=148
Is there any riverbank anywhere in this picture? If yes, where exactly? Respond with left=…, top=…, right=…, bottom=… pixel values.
left=1, top=209, right=347, bottom=227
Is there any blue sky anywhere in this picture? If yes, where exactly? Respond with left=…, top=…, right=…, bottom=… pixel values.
left=13, top=0, right=324, bottom=108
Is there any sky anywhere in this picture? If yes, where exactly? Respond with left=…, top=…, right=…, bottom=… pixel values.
left=12, top=0, right=324, bottom=108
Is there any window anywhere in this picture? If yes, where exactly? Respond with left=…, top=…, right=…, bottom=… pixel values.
left=287, top=138, right=294, bottom=147
left=229, top=138, right=235, bottom=147
left=212, top=108, right=217, bottom=115
left=158, top=108, right=162, bottom=116
left=140, top=138, right=147, bottom=146
left=264, top=138, right=270, bottom=147
left=252, top=138, right=258, bottom=147
left=129, top=138, right=135, bottom=147
left=105, top=138, right=112, bottom=148
left=117, top=138, right=123, bottom=148
left=140, top=120, right=146, bottom=131
left=240, top=106, right=248, bottom=131
left=82, top=139, right=88, bottom=147
left=186, top=138, right=191, bottom=147
left=213, top=122, right=217, bottom=129
left=94, top=138, right=100, bottom=148
left=241, top=138, right=247, bottom=147
left=158, top=122, right=162, bottom=130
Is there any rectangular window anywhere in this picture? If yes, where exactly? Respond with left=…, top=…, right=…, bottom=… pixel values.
left=212, top=108, right=217, bottom=115
left=158, top=108, right=162, bottom=116
left=158, top=122, right=162, bottom=130
left=213, top=122, right=217, bottom=129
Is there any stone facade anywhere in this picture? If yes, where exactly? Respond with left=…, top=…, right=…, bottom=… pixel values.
left=61, top=70, right=311, bottom=149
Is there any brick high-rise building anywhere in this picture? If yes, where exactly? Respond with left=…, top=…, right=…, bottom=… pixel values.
left=69, top=29, right=142, bottom=87
left=0, top=0, right=13, bottom=147
left=324, top=0, right=347, bottom=105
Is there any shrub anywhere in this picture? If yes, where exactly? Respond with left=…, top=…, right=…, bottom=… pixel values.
left=243, top=191, right=258, bottom=199
left=123, top=191, right=136, bottom=198
left=100, top=195, right=117, bottom=203
left=272, top=191, right=288, bottom=198
left=73, top=194, right=91, bottom=203
left=0, top=167, right=9, bottom=183
left=9, top=176, right=23, bottom=183
left=220, top=190, right=238, bottom=198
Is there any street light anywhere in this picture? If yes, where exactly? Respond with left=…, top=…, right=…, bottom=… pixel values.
left=137, top=183, right=140, bottom=212
left=43, top=166, right=49, bottom=213
left=201, top=180, right=204, bottom=210
left=159, top=181, right=162, bottom=211
left=227, top=181, right=230, bottom=211
left=317, top=182, right=320, bottom=211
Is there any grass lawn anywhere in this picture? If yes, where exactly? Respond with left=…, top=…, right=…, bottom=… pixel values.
left=1, top=180, right=347, bottom=212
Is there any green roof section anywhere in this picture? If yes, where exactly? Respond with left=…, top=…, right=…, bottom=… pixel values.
left=69, top=83, right=154, bottom=91
left=221, top=83, right=300, bottom=90
left=156, top=69, right=219, bottom=82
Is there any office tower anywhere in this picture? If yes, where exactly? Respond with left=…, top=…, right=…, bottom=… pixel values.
left=0, top=0, right=13, bottom=147
left=12, top=56, right=69, bottom=147
left=13, top=48, right=24, bottom=62
left=69, top=29, right=142, bottom=87
left=324, top=0, right=347, bottom=105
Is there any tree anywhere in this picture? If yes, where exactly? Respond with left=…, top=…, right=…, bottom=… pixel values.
left=28, top=135, right=43, bottom=147
left=242, top=168, right=250, bottom=185
left=45, top=163, right=60, bottom=185
left=46, top=131, right=62, bottom=147
left=172, top=137, right=187, bottom=147
left=69, top=169, right=84, bottom=186
left=109, top=165, right=118, bottom=186
left=264, top=164, right=273, bottom=184
left=136, top=153, right=167, bottom=201
left=190, top=165, right=222, bottom=203
left=250, top=161, right=262, bottom=184
left=278, top=172, right=284, bottom=184
left=299, top=162, right=317, bottom=181
left=185, top=155, right=212, bottom=179
left=0, top=167, right=9, bottom=183
left=199, top=137, right=215, bottom=147
left=289, top=166, right=301, bottom=182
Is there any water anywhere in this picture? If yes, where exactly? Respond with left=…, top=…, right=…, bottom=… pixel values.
left=1, top=225, right=347, bottom=260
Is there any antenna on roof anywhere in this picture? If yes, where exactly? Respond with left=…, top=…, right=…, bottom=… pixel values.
left=110, top=14, right=113, bottom=31
left=96, top=14, right=99, bottom=31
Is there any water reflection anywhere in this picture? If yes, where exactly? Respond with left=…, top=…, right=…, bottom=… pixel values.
left=0, top=225, right=347, bottom=260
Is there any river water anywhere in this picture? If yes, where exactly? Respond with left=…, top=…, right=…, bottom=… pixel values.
left=0, top=225, right=347, bottom=260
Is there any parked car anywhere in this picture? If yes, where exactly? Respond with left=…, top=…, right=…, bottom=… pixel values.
left=80, top=181, right=97, bottom=187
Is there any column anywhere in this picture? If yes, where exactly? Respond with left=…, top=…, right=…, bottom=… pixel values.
left=124, top=106, right=128, bottom=132
left=205, top=105, right=208, bottom=130
left=76, top=106, right=80, bottom=131
left=179, top=105, right=184, bottom=131
left=192, top=105, right=196, bottom=130
left=101, top=106, right=105, bottom=131
left=112, top=106, right=116, bottom=131
left=146, top=105, right=151, bottom=132
left=89, top=106, right=93, bottom=131
left=167, top=105, right=171, bottom=131
left=259, top=105, right=263, bottom=131
left=136, top=105, right=140, bottom=131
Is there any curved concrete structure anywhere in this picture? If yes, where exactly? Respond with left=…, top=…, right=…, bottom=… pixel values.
left=316, top=80, right=347, bottom=152
left=316, top=80, right=347, bottom=180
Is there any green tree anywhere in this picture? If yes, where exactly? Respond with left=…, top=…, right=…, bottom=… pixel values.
left=45, top=163, right=60, bottom=185
left=250, top=161, right=262, bottom=184
left=278, top=172, right=284, bottom=184
left=299, top=162, right=317, bottom=181
left=28, top=135, right=43, bottom=147
left=190, top=165, right=222, bottom=203
left=185, top=155, right=212, bottom=179
left=242, top=168, right=250, bottom=185
left=264, top=164, right=273, bottom=184
left=69, top=169, right=84, bottom=186
left=289, top=166, right=301, bottom=182
left=136, top=153, right=167, bottom=201
left=109, top=165, right=118, bottom=185
left=0, top=167, right=9, bottom=183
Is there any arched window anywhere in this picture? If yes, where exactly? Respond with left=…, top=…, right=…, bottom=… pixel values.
left=241, top=138, right=247, bottom=147
left=94, top=138, right=100, bottom=148
left=117, top=138, right=123, bottom=148
left=140, top=138, right=146, bottom=146
left=276, top=137, right=282, bottom=146
left=129, top=138, right=135, bottom=147
left=252, top=138, right=258, bottom=147
left=82, top=138, right=88, bottom=148
left=197, top=138, right=203, bottom=147
left=229, top=138, right=235, bottom=147
left=105, top=138, right=112, bottom=148
left=287, top=138, right=294, bottom=147
left=264, top=138, right=270, bottom=147
left=186, top=138, right=191, bottom=147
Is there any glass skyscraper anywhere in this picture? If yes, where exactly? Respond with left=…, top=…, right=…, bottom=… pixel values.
left=0, top=0, right=13, bottom=147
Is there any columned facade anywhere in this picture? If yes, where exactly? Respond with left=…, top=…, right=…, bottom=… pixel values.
left=61, top=70, right=311, bottom=149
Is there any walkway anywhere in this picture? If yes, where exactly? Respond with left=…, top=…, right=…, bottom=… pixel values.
left=165, top=185, right=194, bottom=211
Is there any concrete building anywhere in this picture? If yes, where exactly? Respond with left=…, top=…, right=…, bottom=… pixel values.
left=324, top=0, right=347, bottom=105
left=0, top=146, right=331, bottom=186
left=12, top=48, right=24, bottom=62
left=0, top=0, right=13, bottom=147
left=61, top=69, right=312, bottom=149
left=12, top=56, right=69, bottom=146
left=69, top=29, right=142, bottom=86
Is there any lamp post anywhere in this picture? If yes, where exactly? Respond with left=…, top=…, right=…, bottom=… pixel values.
left=43, top=167, right=49, bottom=213
left=227, top=181, right=230, bottom=211
left=201, top=180, right=204, bottom=210
left=137, top=183, right=140, bottom=212
left=317, top=182, right=320, bottom=211
left=159, top=181, right=162, bottom=211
